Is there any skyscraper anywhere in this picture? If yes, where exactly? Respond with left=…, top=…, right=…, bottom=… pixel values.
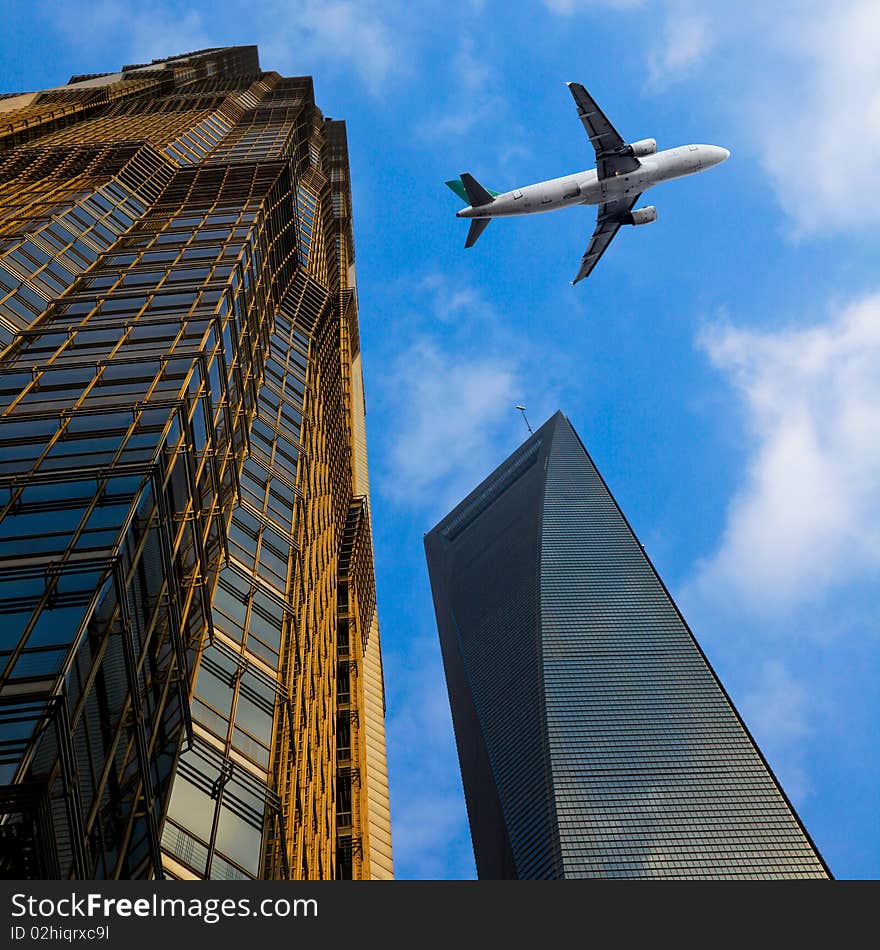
left=425, top=411, right=829, bottom=879
left=0, top=47, right=392, bottom=880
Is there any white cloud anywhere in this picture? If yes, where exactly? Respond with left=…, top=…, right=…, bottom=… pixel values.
left=742, top=660, right=810, bottom=744
left=372, top=270, right=577, bottom=515
left=373, top=269, right=576, bottom=515
left=542, top=0, right=643, bottom=13
left=741, top=660, right=813, bottom=801
left=747, top=1, right=880, bottom=235
left=647, top=13, right=711, bottom=88
left=263, top=1, right=397, bottom=95
left=47, top=0, right=399, bottom=96
left=390, top=787, right=472, bottom=878
left=677, top=288, right=880, bottom=806
left=420, top=100, right=495, bottom=142
left=50, top=1, right=213, bottom=64
left=416, top=37, right=506, bottom=143
left=381, top=339, right=519, bottom=511
left=647, top=1, right=880, bottom=233
left=688, top=291, right=880, bottom=616
left=453, top=37, right=492, bottom=94
left=418, top=274, right=490, bottom=324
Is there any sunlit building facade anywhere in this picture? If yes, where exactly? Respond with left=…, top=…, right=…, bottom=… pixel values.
left=0, top=46, right=392, bottom=880
left=425, top=411, right=830, bottom=879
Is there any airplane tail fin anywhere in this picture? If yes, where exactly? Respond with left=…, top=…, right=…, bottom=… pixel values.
left=445, top=179, right=469, bottom=202
left=459, top=173, right=495, bottom=208
left=465, top=217, right=491, bottom=248
left=445, top=175, right=499, bottom=206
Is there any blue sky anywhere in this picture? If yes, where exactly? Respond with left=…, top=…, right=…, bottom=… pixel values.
left=3, top=0, right=878, bottom=880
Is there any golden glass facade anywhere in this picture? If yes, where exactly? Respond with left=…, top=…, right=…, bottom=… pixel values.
left=0, top=47, right=392, bottom=880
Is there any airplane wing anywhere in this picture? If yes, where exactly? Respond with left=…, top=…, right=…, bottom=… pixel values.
left=567, top=82, right=640, bottom=180
left=571, top=195, right=640, bottom=285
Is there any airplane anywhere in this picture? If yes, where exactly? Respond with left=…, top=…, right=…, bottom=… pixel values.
left=446, top=82, right=730, bottom=284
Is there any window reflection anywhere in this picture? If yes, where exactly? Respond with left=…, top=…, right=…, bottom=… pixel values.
left=194, top=653, right=236, bottom=717
left=215, top=804, right=261, bottom=875
left=166, top=775, right=215, bottom=842
left=235, top=687, right=273, bottom=744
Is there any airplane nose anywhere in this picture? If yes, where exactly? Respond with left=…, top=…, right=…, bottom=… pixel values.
left=714, top=146, right=730, bottom=165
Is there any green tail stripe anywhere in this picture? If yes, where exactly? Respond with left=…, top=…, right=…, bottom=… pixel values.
left=445, top=179, right=469, bottom=202
left=445, top=178, right=500, bottom=203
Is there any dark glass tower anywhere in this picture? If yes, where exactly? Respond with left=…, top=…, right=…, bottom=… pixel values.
left=425, top=411, right=829, bottom=879
left=0, top=47, right=391, bottom=880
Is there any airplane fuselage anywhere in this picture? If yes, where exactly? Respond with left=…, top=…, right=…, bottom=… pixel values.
left=457, top=144, right=730, bottom=219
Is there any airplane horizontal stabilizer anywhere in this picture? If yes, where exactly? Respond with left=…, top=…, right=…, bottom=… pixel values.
left=465, top=217, right=491, bottom=248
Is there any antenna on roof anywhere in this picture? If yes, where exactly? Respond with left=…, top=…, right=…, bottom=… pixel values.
left=516, top=405, right=533, bottom=435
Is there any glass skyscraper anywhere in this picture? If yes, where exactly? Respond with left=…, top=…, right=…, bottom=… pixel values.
left=425, top=411, right=829, bottom=879
left=0, top=46, right=392, bottom=880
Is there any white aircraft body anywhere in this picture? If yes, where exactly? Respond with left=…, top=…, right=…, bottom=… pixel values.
left=447, top=82, right=730, bottom=284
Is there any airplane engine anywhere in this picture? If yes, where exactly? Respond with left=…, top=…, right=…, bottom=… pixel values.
left=624, top=138, right=657, bottom=157
left=621, top=206, right=658, bottom=226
